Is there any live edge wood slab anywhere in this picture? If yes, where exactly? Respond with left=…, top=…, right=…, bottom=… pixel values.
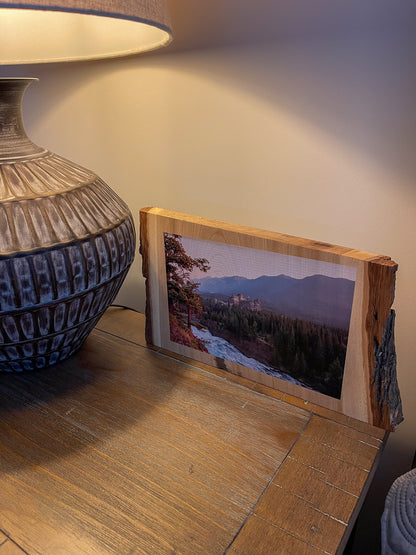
left=0, top=308, right=387, bottom=554
left=140, top=207, right=402, bottom=430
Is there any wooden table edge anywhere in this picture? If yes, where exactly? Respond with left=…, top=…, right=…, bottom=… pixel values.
left=95, top=307, right=388, bottom=554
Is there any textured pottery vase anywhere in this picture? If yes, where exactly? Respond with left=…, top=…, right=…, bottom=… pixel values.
left=381, top=468, right=416, bottom=554
left=0, top=78, right=135, bottom=371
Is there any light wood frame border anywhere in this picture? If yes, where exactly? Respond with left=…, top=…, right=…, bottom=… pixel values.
left=140, top=207, right=402, bottom=430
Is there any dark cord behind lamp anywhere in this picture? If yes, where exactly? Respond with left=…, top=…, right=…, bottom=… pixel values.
left=0, top=1, right=172, bottom=370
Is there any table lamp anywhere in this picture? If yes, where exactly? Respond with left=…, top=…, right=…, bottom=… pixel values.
left=0, top=1, right=172, bottom=371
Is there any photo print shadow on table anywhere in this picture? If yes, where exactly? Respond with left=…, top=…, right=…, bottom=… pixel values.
left=164, top=233, right=357, bottom=399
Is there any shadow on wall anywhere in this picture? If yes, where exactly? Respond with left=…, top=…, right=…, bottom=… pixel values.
left=187, top=37, right=416, bottom=186
left=163, top=0, right=416, bottom=186
left=0, top=0, right=415, bottom=186
left=166, top=0, right=416, bottom=53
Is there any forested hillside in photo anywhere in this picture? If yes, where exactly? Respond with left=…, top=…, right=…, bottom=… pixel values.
left=200, top=298, right=348, bottom=398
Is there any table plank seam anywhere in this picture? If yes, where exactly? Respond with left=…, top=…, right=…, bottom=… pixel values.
left=0, top=538, right=29, bottom=555
left=93, top=327, right=147, bottom=349
left=224, top=411, right=314, bottom=553
left=232, top=514, right=332, bottom=555
left=273, top=483, right=349, bottom=526
left=227, top=411, right=374, bottom=554
left=309, top=406, right=388, bottom=441
left=285, top=456, right=360, bottom=499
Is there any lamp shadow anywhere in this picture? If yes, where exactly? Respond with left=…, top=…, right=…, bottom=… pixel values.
left=0, top=322, right=178, bottom=472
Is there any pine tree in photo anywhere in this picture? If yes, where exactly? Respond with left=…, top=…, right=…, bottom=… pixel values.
left=164, top=234, right=210, bottom=349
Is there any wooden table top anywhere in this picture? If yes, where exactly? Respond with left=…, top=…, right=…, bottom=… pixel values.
left=0, top=307, right=387, bottom=555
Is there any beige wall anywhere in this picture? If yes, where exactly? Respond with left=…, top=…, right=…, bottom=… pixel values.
left=1, top=9, right=415, bottom=549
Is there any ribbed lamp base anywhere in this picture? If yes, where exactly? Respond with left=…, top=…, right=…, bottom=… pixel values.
left=0, top=78, right=135, bottom=371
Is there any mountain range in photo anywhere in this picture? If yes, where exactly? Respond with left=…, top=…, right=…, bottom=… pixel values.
left=196, top=273, right=355, bottom=330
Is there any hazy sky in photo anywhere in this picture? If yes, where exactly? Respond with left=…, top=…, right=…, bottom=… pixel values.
left=179, top=235, right=357, bottom=282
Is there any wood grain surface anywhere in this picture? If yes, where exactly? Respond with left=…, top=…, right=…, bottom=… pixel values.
left=0, top=308, right=387, bottom=554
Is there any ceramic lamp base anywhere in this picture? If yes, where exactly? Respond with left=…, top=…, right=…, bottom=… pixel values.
left=0, top=78, right=135, bottom=370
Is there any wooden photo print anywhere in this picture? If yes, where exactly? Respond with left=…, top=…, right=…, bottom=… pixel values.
left=140, top=208, right=402, bottom=430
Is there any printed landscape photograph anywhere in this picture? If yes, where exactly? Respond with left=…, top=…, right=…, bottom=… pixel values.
left=164, top=233, right=357, bottom=399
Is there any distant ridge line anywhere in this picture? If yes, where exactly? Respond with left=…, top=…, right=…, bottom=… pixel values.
left=196, top=274, right=356, bottom=330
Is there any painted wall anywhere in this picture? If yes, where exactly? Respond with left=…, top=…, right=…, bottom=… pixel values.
left=2, top=4, right=415, bottom=550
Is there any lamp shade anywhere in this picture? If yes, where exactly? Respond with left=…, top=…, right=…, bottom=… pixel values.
left=0, top=0, right=172, bottom=63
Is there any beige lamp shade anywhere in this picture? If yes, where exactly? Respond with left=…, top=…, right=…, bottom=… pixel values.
left=0, top=0, right=172, bottom=63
